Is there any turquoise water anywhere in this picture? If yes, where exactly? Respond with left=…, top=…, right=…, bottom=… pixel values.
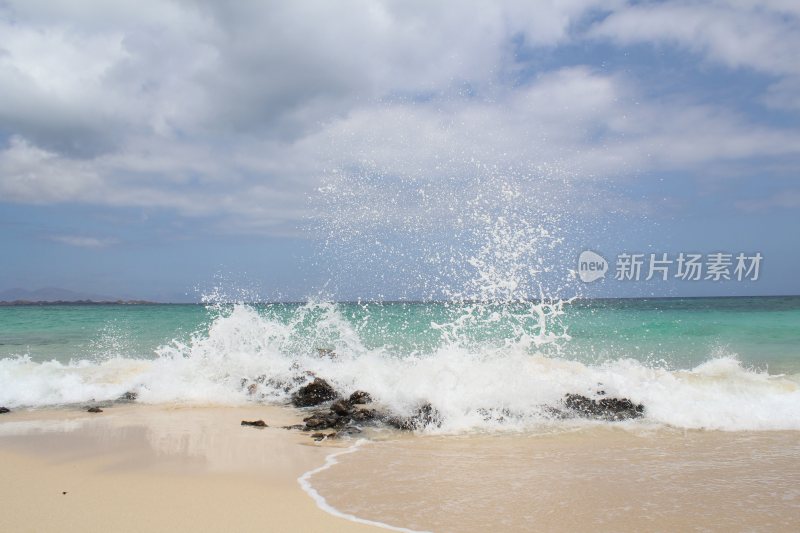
left=1, top=297, right=798, bottom=430
left=2, top=297, right=798, bottom=373
left=0, top=304, right=208, bottom=362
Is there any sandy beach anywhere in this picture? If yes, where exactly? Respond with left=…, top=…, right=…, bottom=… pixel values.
left=312, top=426, right=800, bottom=532
left=3, top=404, right=799, bottom=533
left=0, top=405, right=380, bottom=533
left=2, top=0, right=799, bottom=531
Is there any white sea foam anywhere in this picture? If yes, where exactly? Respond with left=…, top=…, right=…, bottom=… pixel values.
left=299, top=440, right=429, bottom=533
left=1, top=303, right=798, bottom=432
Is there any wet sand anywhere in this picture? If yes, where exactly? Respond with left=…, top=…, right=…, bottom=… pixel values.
left=312, top=426, right=800, bottom=532
left=0, top=405, right=380, bottom=533
left=3, top=406, right=799, bottom=532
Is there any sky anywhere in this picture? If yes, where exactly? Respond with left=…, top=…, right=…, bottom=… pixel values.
left=0, top=0, right=799, bottom=302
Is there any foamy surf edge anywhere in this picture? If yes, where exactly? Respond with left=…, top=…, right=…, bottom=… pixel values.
left=298, top=439, right=429, bottom=533
left=2, top=304, right=799, bottom=432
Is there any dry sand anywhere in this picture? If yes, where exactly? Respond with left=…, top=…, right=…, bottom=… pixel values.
left=0, top=404, right=381, bottom=533
left=3, top=406, right=799, bottom=532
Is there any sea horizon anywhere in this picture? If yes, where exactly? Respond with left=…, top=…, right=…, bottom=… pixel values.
left=2, top=2, right=799, bottom=531
left=3, top=292, right=800, bottom=305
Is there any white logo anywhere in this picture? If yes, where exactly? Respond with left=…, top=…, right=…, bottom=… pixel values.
left=577, top=250, right=608, bottom=283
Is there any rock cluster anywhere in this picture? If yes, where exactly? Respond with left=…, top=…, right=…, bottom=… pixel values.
left=286, top=377, right=445, bottom=440
left=0, top=407, right=9, bottom=414
left=386, top=402, right=442, bottom=430
left=291, top=378, right=338, bottom=407
left=561, top=393, right=644, bottom=421
left=294, top=386, right=376, bottom=440
left=348, top=390, right=372, bottom=404
left=282, top=376, right=646, bottom=441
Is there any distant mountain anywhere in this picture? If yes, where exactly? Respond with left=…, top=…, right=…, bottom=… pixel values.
left=0, top=287, right=120, bottom=303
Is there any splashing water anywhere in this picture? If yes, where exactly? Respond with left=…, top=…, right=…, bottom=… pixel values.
left=1, top=163, right=798, bottom=432
left=2, top=298, right=799, bottom=432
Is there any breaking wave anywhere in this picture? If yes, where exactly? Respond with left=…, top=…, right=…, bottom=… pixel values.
left=1, top=302, right=798, bottom=432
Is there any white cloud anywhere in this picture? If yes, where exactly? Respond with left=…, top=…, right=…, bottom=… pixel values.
left=0, top=1, right=799, bottom=236
left=3, top=64, right=800, bottom=233
left=589, top=1, right=800, bottom=112
left=0, top=136, right=104, bottom=201
left=590, top=1, right=800, bottom=76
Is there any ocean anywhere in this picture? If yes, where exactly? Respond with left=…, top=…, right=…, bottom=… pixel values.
left=1, top=296, right=798, bottom=432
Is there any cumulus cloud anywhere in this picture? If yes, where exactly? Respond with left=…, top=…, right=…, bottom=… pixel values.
left=590, top=1, right=800, bottom=76
left=0, top=0, right=798, bottom=236
left=590, top=0, right=800, bottom=112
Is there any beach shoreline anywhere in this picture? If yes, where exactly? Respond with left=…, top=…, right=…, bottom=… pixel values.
left=312, top=425, right=800, bottom=532
left=0, top=404, right=382, bottom=533
left=2, top=403, right=800, bottom=532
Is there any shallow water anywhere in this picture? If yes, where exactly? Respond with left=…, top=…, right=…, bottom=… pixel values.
left=3, top=298, right=798, bottom=370
left=311, top=427, right=800, bottom=532
left=0, top=298, right=798, bottom=432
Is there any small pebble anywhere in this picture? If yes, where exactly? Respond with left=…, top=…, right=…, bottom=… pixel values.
left=241, top=420, right=267, bottom=427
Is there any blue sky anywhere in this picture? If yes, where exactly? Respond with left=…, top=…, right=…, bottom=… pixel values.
left=1, top=1, right=799, bottom=301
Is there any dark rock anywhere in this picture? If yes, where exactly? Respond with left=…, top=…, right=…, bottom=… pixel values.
left=411, top=402, right=442, bottom=428
left=564, top=394, right=595, bottom=413
left=302, top=407, right=354, bottom=431
left=316, top=348, right=337, bottom=359
left=87, top=407, right=103, bottom=413
left=303, top=413, right=336, bottom=430
left=477, top=407, right=514, bottom=423
left=241, top=420, right=268, bottom=427
left=332, top=415, right=351, bottom=428
left=281, top=424, right=305, bottom=430
left=0, top=407, right=9, bottom=414
left=118, top=391, right=137, bottom=402
left=563, top=394, right=644, bottom=421
left=291, top=378, right=338, bottom=407
left=387, top=402, right=442, bottom=430
left=385, top=416, right=412, bottom=430
left=348, top=391, right=372, bottom=405
left=350, top=408, right=380, bottom=423
left=241, top=374, right=301, bottom=396
left=330, top=399, right=352, bottom=416
left=598, top=397, right=644, bottom=419
left=303, top=415, right=328, bottom=429
left=311, top=432, right=327, bottom=441
left=541, top=405, right=570, bottom=419
left=267, top=377, right=295, bottom=393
